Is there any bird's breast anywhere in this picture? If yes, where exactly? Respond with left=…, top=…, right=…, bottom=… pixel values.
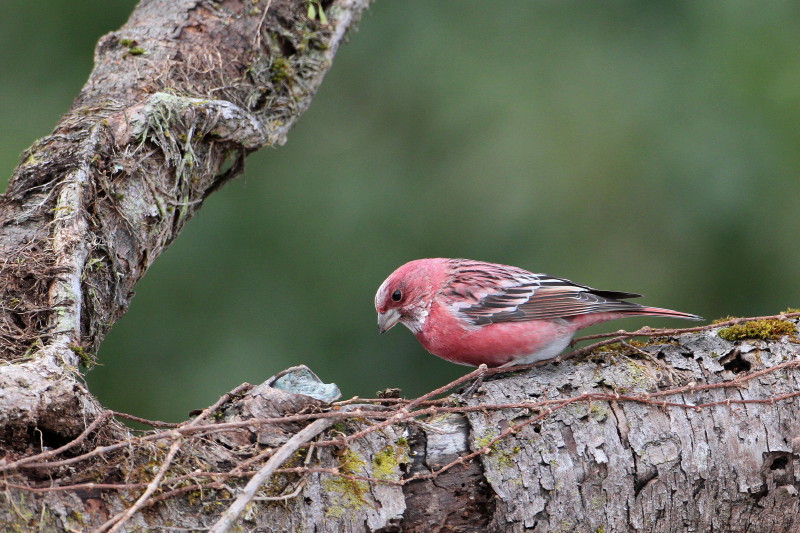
left=414, top=301, right=576, bottom=367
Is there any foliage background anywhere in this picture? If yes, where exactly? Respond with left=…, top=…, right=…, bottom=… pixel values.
left=1, top=1, right=798, bottom=422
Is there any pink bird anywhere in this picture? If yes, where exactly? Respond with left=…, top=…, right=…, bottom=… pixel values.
left=375, top=258, right=702, bottom=368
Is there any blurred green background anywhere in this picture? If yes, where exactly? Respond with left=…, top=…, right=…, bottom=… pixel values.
left=2, top=1, right=798, bottom=422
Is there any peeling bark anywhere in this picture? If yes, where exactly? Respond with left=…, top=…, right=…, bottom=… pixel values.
left=455, top=328, right=800, bottom=533
left=2, top=1, right=800, bottom=531
left=403, top=413, right=495, bottom=532
left=3, top=322, right=799, bottom=531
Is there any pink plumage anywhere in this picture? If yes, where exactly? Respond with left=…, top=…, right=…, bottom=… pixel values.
left=374, top=258, right=702, bottom=367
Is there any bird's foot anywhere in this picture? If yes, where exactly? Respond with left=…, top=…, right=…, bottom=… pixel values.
left=455, top=364, right=489, bottom=400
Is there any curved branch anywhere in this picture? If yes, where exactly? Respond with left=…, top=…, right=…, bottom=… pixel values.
left=0, top=0, right=369, bottom=440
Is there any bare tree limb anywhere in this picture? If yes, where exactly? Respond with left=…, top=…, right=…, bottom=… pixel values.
left=0, top=0, right=369, bottom=444
left=2, top=317, right=799, bottom=530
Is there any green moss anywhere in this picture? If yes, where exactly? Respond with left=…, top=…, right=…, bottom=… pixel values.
left=589, top=339, right=649, bottom=357
left=69, top=344, right=95, bottom=368
left=372, top=442, right=410, bottom=480
left=371, top=446, right=397, bottom=479
left=588, top=402, right=610, bottom=421
left=330, top=422, right=348, bottom=434
left=782, top=307, right=800, bottom=314
left=68, top=510, right=84, bottom=525
left=202, top=500, right=228, bottom=515
left=620, top=358, right=657, bottom=388
left=339, top=448, right=365, bottom=474
left=322, top=448, right=369, bottom=517
left=475, top=430, right=519, bottom=468
left=118, top=37, right=146, bottom=56
left=193, top=488, right=232, bottom=513
left=555, top=519, right=576, bottom=533
left=496, top=445, right=520, bottom=468
left=718, top=319, right=797, bottom=341
left=186, top=489, right=203, bottom=507
left=590, top=342, right=622, bottom=354
left=474, top=432, right=496, bottom=451
left=270, top=57, right=292, bottom=83
left=22, top=152, right=42, bottom=167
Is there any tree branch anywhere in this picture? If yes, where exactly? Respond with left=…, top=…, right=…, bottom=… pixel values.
left=0, top=0, right=369, bottom=443
left=2, top=318, right=799, bottom=530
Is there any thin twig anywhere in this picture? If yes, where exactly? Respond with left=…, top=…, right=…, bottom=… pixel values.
left=313, top=365, right=488, bottom=448
left=95, top=383, right=253, bottom=531
left=112, top=411, right=178, bottom=428
left=209, top=417, right=336, bottom=533
left=572, top=312, right=800, bottom=344
left=252, top=0, right=274, bottom=48
left=253, top=478, right=306, bottom=501
left=0, top=411, right=113, bottom=472
left=99, top=436, right=182, bottom=533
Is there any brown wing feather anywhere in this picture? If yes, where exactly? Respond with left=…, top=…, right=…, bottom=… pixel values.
left=444, top=260, right=648, bottom=325
left=460, top=281, right=647, bottom=325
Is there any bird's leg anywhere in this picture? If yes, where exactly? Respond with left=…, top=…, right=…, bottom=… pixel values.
left=455, top=364, right=489, bottom=399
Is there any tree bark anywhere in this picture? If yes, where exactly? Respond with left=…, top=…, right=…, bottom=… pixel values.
left=2, top=1, right=800, bottom=532
left=0, top=0, right=368, bottom=444
left=3, top=318, right=799, bottom=531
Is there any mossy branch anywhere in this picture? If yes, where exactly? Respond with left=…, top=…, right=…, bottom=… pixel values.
left=2, top=316, right=800, bottom=530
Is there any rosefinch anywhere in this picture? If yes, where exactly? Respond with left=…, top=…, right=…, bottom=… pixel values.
left=375, top=258, right=702, bottom=367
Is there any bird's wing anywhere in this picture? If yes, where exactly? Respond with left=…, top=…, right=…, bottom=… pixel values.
left=444, top=260, right=643, bottom=325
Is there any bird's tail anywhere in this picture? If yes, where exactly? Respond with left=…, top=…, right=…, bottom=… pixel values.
left=632, top=306, right=703, bottom=321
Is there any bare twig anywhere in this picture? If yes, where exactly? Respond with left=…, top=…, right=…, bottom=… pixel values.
left=312, top=364, right=489, bottom=448
left=94, top=383, right=253, bottom=531
left=111, top=411, right=179, bottom=428
left=0, top=411, right=113, bottom=472
left=100, top=436, right=182, bottom=533
left=572, top=312, right=800, bottom=344
left=209, top=417, right=336, bottom=533
left=2, top=314, right=798, bottom=528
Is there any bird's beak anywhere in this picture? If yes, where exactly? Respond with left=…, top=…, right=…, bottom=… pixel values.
left=377, top=309, right=401, bottom=334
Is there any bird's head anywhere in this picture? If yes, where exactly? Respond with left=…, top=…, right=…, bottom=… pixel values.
left=374, top=259, right=443, bottom=334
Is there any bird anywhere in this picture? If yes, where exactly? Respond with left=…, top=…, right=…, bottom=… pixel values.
left=374, top=258, right=702, bottom=368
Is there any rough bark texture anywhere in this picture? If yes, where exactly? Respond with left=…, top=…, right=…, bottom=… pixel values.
left=3, top=321, right=799, bottom=531
left=463, top=329, right=800, bottom=532
left=0, top=0, right=368, bottom=444
left=2, top=1, right=800, bottom=532
left=396, top=325, right=800, bottom=533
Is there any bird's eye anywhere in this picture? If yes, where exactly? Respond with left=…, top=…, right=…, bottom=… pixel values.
left=391, top=289, right=402, bottom=302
